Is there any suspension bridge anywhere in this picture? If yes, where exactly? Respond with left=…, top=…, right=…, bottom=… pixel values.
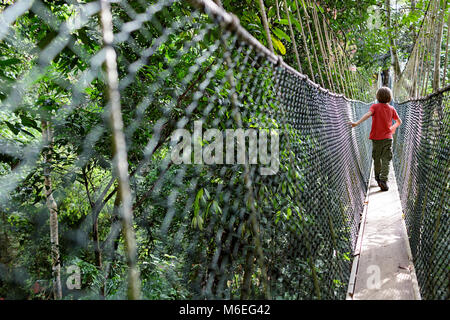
left=0, top=0, right=448, bottom=300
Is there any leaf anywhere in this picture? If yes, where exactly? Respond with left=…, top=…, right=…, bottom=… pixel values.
left=4, top=121, right=19, bottom=135
left=271, top=37, right=286, bottom=55
left=205, top=201, right=213, bottom=218
left=273, top=27, right=291, bottom=43
left=316, top=3, right=324, bottom=13
left=278, top=15, right=302, bottom=34
left=20, top=114, right=40, bottom=131
left=0, top=58, right=20, bottom=67
left=290, top=16, right=303, bottom=33
left=276, top=18, right=289, bottom=25
left=286, top=207, right=292, bottom=220
left=193, top=188, right=204, bottom=218
left=20, top=127, right=35, bottom=137
left=213, top=200, right=222, bottom=214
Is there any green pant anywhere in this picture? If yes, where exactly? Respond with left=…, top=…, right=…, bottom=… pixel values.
left=372, top=139, right=393, bottom=181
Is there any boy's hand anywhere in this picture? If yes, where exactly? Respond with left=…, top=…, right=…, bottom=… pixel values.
left=390, top=119, right=401, bottom=134
left=349, top=122, right=358, bottom=128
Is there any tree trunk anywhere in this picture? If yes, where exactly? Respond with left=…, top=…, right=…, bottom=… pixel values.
left=92, top=215, right=103, bottom=270
left=443, top=11, right=450, bottom=86
left=410, top=0, right=417, bottom=42
left=382, top=69, right=390, bottom=87
left=82, top=167, right=103, bottom=272
left=102, top=192, right=122, bottom=297
left=41, top=119, right=62, bottom=300
left=240, top=238, right=254, bottom=299
left=385, top=0, right=402, bottom=82
left=432, top=1, right=446, bottom=91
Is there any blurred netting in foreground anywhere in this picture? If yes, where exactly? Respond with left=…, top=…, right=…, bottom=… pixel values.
left=0, top=0, right=372, bottom=299
left=393, top=87, right=449, bottom=300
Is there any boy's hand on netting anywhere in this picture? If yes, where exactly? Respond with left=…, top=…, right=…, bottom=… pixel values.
left=349, top=122, right=358, bottom=128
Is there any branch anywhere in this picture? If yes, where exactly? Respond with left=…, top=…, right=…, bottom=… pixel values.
left=132, top=161, right=173, bottom=211
left=82, top=166, right=94, bottom=208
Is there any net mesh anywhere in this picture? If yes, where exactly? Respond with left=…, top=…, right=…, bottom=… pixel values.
left=0, top=0, right=446, bottom=301
left=393, top=87, right=449, bottom=300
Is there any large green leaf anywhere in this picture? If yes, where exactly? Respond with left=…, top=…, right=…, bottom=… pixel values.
left=0, top=58, right=21, bottom=67
left=273, top=27, right=291, bottom=43
left=272, top=36, right=286, bottom=55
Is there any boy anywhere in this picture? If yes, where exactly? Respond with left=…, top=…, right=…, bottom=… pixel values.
left=350, top=87, right=402, bottom=191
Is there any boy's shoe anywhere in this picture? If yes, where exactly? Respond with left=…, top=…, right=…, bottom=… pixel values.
left=379, top=180, right=389, bottom=191
left=375, top=175, right=381, bottom=187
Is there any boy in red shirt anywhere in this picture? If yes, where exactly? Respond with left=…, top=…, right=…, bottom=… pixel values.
left=350, top=87, right=402, bottom=191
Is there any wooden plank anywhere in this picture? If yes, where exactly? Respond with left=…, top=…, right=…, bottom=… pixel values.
left=352, top=163, right=420, bottom=300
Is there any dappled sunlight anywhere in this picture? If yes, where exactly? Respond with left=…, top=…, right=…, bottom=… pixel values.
left=353, top=164, right=419, bottom=300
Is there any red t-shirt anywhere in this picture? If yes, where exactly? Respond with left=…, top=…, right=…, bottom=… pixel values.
left=369, top=103, right=400, bottom=140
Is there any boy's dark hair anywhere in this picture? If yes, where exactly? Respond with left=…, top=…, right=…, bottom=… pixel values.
left=376, top=87, right=392, bottom=103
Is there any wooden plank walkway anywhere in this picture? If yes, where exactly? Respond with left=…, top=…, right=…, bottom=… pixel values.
left=347, top=163, right=421, bottom=300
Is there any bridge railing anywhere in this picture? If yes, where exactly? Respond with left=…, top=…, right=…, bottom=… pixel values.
left=0, top=0, right=372, bottom=299
left=393, top=85, right=449, bottom=300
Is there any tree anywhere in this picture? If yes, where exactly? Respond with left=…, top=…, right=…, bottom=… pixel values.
left=385, top=0, right=402, bottom=83
left=41, top=109, right=62, bottom=300
left=432, top=0, right=446, bottom=91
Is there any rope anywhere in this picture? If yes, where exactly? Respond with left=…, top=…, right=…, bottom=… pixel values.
left=1, top=0, right=448, bottom=301
left=309, top=0, right=335, bottom=91
left=299, top=0, right=325, bottom=87
left=257, top=0, right=274, bottom=53
left=282, top=0, right=303, bottom=72
left=294, top=0, right=315, bottom=81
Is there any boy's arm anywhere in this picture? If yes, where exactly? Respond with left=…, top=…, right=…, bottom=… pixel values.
left=350, top=111, right=373, bottom=127
left=390, top=118, right=402, bottom=133
left=390, top=108, right=402, bottom=133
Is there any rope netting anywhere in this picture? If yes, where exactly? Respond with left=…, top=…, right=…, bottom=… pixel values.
left=393, top=0, right=449, bottom=101
left=393, top=86, right=449, bottom=300
left=0, top=0, right=372, bottom=299
left=0, top=0, right=446, bottom=301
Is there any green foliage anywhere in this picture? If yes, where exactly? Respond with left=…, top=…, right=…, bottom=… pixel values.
left=0, top=0, right=437, bottom=301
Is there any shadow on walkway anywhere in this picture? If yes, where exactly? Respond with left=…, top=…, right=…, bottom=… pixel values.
left=350, top=163, right=421, bottom=300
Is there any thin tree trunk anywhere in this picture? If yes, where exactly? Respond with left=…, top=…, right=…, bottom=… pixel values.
left=382, top=69, right=390, bottom=87
left=92, top=216, right=103, bottom=269
left=102, top=192, right=122, bottom=296
left=82, top=167, right=103, bottom=272
left=432, top=0, right=446, bottom=91
left=42, top=119, right=62, bottom=300
left=410, top=45, right=420, bottom=97
left=410, top=0, right=417, bottom=42
left=385, top=0, right=402, bottom=82
left=240, top=244, right=254, bottom=299
left=442, top=12, right=449, bottom=86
